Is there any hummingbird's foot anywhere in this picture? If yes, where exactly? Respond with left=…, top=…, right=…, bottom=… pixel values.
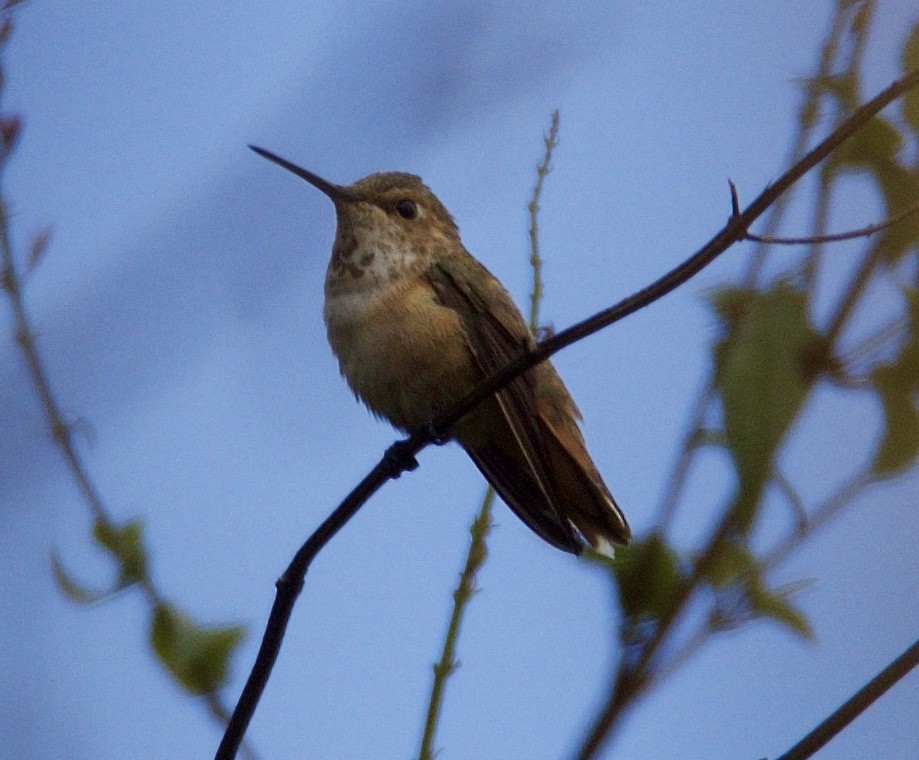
left=383, top=438, right=419, bottom=478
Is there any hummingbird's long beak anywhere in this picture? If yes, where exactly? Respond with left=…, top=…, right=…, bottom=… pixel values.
left=249, top=145, right=355, bottom=202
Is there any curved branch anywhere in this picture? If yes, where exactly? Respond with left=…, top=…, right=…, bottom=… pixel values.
left=215, top=67, right=919, bottom=760
left=745, top=200, right=919, bottom=245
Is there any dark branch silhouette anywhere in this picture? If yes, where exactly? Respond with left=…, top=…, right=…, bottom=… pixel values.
left=215, top=67, right=919, bottom=760
left=744, top=200, right=919, bottom=245
left=776, top=637, right=919, bottom=760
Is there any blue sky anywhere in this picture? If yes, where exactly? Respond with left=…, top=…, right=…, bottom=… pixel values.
left=2, top=3, right=917, bottom=759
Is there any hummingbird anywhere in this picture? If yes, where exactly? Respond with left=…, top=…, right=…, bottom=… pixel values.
left=251, top=146, right=631, bottom=556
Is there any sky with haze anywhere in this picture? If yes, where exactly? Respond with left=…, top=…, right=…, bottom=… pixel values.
left=1, top=3, right=917, bottom=759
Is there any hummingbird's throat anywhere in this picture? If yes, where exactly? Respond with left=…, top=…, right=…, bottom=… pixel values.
left=326, top=220, right=425, bottom=296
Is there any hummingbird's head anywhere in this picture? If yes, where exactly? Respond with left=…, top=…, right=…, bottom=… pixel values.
left=345, top=171, right=458, bottom=236
left=251, top=146, right=461, bottom=291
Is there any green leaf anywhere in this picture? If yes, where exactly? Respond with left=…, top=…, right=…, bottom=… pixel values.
left=712, top=285, right=821, bottom=531
left=612, top=533, right=683, bottom=621
left=703, top=541, right=813, bottom=640
left=51, top=552, right=110, bottom=604
left=902, top=21, right=919, bottom=137
left=871, top=376, right=919, bottom=475
left=806, top=72, right=858, bottom=112
left=876, top=164, right=919, bottom=264
left=150, top=603, right=245, bottom=694
left=708, top=286, right=752, bottom=329
left=870, top=288, right=919, bottom=476
left=53, top=518, right=149, bottom=603
left=900, top=288, right=919, bottom=385
left=748, top=583, right=814, bottom=640
left=93, top=517, right=147, bottom=587
left=828, top=115, right=901, bottom=175
left=704, top=542, right=759, bottom=589
left=709, top=285, right=754, bottom=386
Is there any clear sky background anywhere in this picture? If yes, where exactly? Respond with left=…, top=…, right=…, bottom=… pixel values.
left=1, top=3, right=917, bottom=759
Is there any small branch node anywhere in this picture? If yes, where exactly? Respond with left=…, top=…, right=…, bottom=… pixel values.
left=728, top=179, right=741, bottom=217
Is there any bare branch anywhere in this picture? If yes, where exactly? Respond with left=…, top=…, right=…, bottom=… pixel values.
left=526, top=109, right=559, bottom=334
left=216, top=67, right=919, bottom=760
left=776, top=637, right=919, bottom=760
left=417, top=489, right=495, bottom=760
left=745, top=200, right=919, bottom=245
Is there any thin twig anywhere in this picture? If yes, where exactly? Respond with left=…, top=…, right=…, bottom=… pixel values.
left=772, top=468, right=809, bottom=533
left=802, top=164, right=834, bottom=295
left=1, top=202, right=106, bottom=521
left=745, top=200, right=919, bottom=245
left=575, top=508, right=737, bottom=760
left=418, top=488, right=495, bottom=760
left=655, top=383, right=715, bottom=531
left=659, top=0, right=850, bottom=540
left=824, top=236, right=887, bottom=346
left=574, top=69, right=919, bottom=760
left=417, top=110, right=559, bottom=759
left=0, top=9, right=251, bottom=749
left=742, top=0, right=852, bottom=287
left=804, top=2, right=876, bottom=295
left=527, top=109, right=558, bottom=334
left=762, top=469, right=872, bottom=572
left=775, top=637, right=919, bottom=760
left=840, top=316, right=908, bottom=367
left=803, top=0, right=874, bottom=298
left=2, top=134, right=263, bottom=760
left=217, top=67, right=919, bottom=760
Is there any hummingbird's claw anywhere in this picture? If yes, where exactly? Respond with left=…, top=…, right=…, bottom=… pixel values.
left=383, top=439, right=420, bottom=478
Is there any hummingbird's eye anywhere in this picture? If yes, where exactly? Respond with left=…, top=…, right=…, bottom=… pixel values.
left=395, top=199, right=418, bottom=220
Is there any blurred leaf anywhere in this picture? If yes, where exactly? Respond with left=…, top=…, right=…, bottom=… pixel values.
left=871, top=375, right=919, bottom=475
left=876, top=164, right=919, bottom=263
left=709, top=285, right=754, bottom=382
left=870, top=289, right=919, bottom=475
left=712, top=285, right=821, bottom=530
left=704, top=542, right=758, bottom=589
left=748, top=583, right=814, bottom=640
left=827, top=115, right=901, bottom=174
left=613, top=533, right=683, bottom=621
left=704, top=542, right=813, bottom=640
left=93, top=517, right=147, bottom=588
left=708, top=286, right=753, bottom=328
left=808, top=72, right=858, bottom=111
left=823, top=91, right=919, bottom=263
left=51, top=552, right=110, bottom=604
left=902, top=21, right=919, bottom=136
left=150, top=603, right=245, bottom=694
